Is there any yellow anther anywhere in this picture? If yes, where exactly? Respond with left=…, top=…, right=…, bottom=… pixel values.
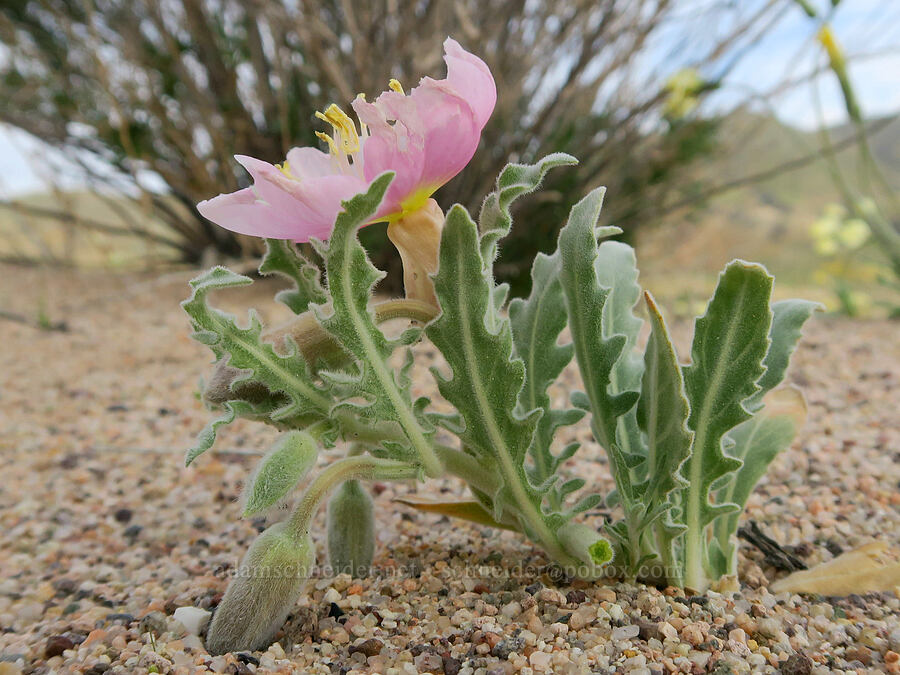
left=315, top=103, right=359, bottom=155
left=356, top=92, right=366, bottom=101
left=388, top=79, right=404, bottom=95
left=315, top=131, right=339, bottom=156
left=276, top=161, right=294, bottom=178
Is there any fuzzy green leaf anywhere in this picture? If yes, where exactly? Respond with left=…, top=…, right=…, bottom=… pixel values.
left=711, top=388, right=807, bottom=576
left=427, top=204, right=542, bottom=523
left=557, top=188, right=636, bottom=501
left=259, top=239, right=326, bottom=314
left=243, top=431, right=318, bottom=516
left=595, top=242, right=646, bottom=466
left=637, top=292, right=692, bottom=579
left=182, top=267, right=332, bottom=453
left=638, top=292, right=692, bottom=508
left=185, top=400, right=255, bottom=466
left=747, top=299, right=820, bottom=411
left=479, top=153, right=578, bottom=267
left=509, top=251, right=584, bottom=491
left=314, top=173, right=439, bottom=474
left=680, top=260, right=773, bottom=590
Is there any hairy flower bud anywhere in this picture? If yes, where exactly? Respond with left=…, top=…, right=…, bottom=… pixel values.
left=326, top=480, right=375, bottom=577
left=206, top=522, right=315, bottom=655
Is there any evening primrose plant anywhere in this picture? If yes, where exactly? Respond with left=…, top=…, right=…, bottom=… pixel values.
left=183, top=40, right=818, bottom=654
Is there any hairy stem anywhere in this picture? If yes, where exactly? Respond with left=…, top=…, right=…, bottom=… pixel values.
left=286, top=456, right=419, bottom=541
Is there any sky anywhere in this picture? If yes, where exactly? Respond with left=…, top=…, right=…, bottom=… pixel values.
left=1, top=0, right=898, bottom=197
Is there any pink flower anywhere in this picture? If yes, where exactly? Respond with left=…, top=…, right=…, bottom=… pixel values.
left=197, top=38, right=495, bottom=242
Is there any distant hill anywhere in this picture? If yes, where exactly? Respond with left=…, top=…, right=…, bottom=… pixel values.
left=637, top=110, right=899, bottom=309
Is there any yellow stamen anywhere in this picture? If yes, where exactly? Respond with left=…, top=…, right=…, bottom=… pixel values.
left=315, top=103, right=360, bottom=155
left=276, top=161, right=294, bottom=178
left=388, top=79, right=404, bottom=95
left=315, top=130, right=339, bottom=156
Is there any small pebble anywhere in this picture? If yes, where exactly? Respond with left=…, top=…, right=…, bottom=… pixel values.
left=781, top=652, right=813, bottom=675
left=44, top=635, right=74, bottom=658
left=349, top=638, right=383, bottom=657
left=172, top=607, right=211, bottom=636
left=611, top=624, right=640, bottom=641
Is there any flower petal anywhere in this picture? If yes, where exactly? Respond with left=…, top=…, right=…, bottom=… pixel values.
left=352, top=39, right=496, bottom=219
left=352, top=93, right=426, bottom=217
left=197, top=188, right=302, bottom=239
left=441, top=37, right=496, bottom=130
left=198, top=155, right=368, bottom=242
left=285, top=146, right=343, bottom=180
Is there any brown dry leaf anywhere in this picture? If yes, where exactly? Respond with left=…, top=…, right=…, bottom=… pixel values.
left=770, top=541, right=900, bottom=595
left=393, top=496, right=519, bottom=531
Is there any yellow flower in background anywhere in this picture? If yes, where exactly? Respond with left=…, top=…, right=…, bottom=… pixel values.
left=810, top=203, right=871, bottom=256
left=837, top=218, right=871, bottom=250
left=664, top=68, right=704, bottom=118
left=810, top=204, right=843, bottom=256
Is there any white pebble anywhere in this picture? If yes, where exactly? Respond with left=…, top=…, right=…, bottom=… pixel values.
left=172, top=606, right=211, bottom=636
left=529, top=650, right=552, bottom=671
left=611, top=624, right=640, bottom=641
left=501, top=601, right=522, bottom=618
left=323, top=587, right=341, bottom=604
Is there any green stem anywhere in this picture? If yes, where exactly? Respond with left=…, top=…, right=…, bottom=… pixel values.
left=286, top=456, right=419, bottom=541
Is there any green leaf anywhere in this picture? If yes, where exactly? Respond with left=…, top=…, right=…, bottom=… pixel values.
left=638, top=292, right=692, bottom=509
left=314, top=173, right=441, bottom=475
left=182, top=267, right=331, bottom=445
left=679, top=260, right=773, bottom=591
left=478, top=153, right=578, bottom=268
left=509, top=251, right=584, bottom=491
left=595, top=242, right=646, bottom=466
left=712, top=387, right=807, bottom=576
left=185, top=400, right=255, bottom=467
left=242, top=431, right=318, bottom=516
left=427, top=205, right=541, bottom=524
left=637, top=292, right=692, bottom=580
left=747, top=299, right=821, bottom=411
left=259, top=239, right=326, bottom=314
left=557, top=188, right=636, bottom=506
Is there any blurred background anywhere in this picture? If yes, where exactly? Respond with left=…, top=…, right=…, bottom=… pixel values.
left=0, top=0, right=898, bottom=317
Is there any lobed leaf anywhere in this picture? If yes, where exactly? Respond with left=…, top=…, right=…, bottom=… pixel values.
left=509, top=250, right=583, bottom=493
left=427, top=204, right=541, bottom=522
left=747, top=299, right=821, bottom=411
left=557, top=188, right=636, bottom=501
left=478, top=153, right=578, bottom=268
left=185, top=400, right=255, bottom=467
left=710, top=387, right=807, bottom=577
left=182, top=266, right=332, bottom=459
left=637, top=292, right=692, bottom=579
left=259, top=239, right=327, bottom=314
left=314, top=173, right=437, bottom=471
left=679, top=260, right=773, bottom=590
left=595, top=241, right=646, bottom=467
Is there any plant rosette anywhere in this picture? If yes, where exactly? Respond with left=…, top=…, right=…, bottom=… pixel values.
left=183, top=39, right=819, bottom=654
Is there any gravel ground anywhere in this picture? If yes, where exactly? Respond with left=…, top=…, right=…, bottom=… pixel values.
left=1, top=263, right=898, bottom=674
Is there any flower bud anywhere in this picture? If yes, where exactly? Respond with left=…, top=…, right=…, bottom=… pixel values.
left=206, top=522, right=315, bottom=655
left=326, top=480, right=375, bottom=577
